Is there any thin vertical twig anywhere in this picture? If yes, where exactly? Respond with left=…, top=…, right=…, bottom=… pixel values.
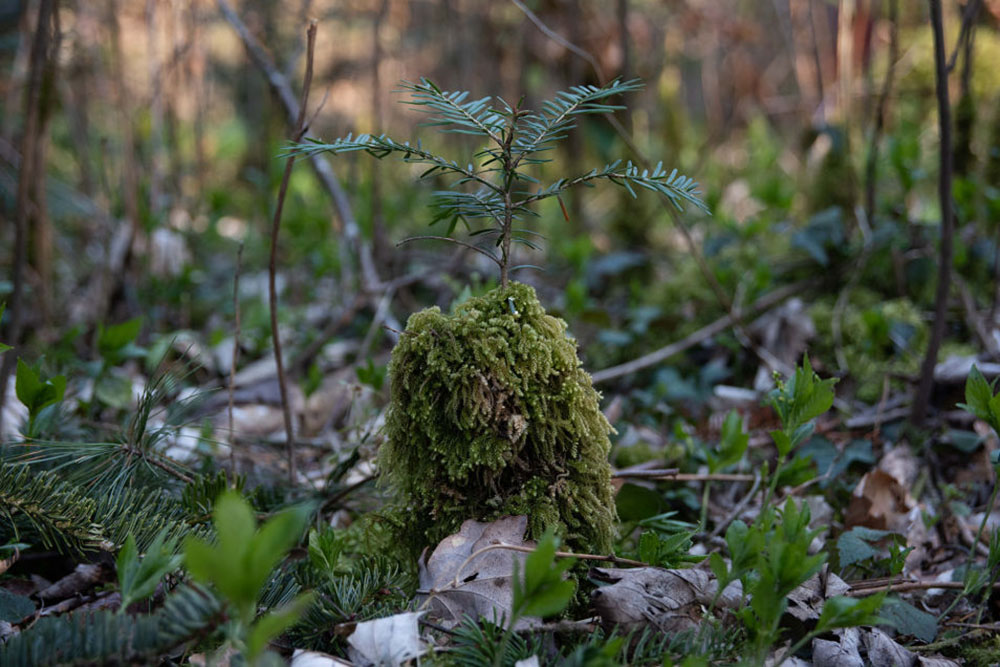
left=228, top=242, right=244, bottom=483
left=269, top=19, right=318, bottom=486
left=864, top=0, right=898, bottom=225
left=911, top=0, right=955, bottom=427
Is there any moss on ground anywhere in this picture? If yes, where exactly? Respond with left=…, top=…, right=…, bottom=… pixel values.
left=380, top=282, right=617, bottom=554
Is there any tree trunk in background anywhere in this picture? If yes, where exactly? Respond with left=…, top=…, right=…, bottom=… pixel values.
left=0, top=0, right=58, bottom=435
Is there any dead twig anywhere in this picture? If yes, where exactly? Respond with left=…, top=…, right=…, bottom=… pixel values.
left=591, top=280, right=815, bottom=384
left=709, top=473, right=761, bottom=540
left=846, top=579, right=1000, bottom=597
left=268, top=19, right=318, bottom=486
left=228, top=242, right=244, bottom=482
left=217, top=0, right=379, bottom=293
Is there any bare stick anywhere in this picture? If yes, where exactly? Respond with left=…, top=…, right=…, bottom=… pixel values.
left=217, top=0, right=380, bottom=292
left=911, top=0, right=955, bottom=427
left=228, top=242, right=244, bottom=483
left=709, top=474, right=761, bottom=540
left=591, top=280, right=813, bottom=384
left=269, top=20, right=318, bottom=486
left=847, top=579, right=1000, bottom=597
left=864, top=0, right=898, bottom=225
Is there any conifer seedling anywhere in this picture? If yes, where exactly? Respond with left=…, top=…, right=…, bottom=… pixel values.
left=294, top=79, right=707, bottom=553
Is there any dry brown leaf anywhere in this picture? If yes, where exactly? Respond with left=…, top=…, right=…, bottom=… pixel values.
left=845, top=469, right=915, bottom=532
left=812, top=627, right=864, bottom=667
left=417, top=516, right=533, bottom=628
left=865, top=627, right=916, bottom=667
left=785, top=570, right=850, bottom=622
left=590, top=566, right=742, bottom=634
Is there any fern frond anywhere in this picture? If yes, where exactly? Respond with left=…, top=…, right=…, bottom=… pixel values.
left=0, top=584, right=224, bottom=667
left=400, top=78, right=506, bottom=141
left=513, top=78, right=644, bottom=159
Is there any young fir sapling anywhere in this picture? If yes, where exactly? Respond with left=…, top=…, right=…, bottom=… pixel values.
left=294, top=79, right=706, bottom=553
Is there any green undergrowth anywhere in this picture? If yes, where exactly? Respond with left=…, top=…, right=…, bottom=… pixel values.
left=380, top=282, right=618, bottom=554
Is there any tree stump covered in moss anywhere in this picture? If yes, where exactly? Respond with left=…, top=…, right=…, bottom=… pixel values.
left=380, top=282, right=617, bottom=554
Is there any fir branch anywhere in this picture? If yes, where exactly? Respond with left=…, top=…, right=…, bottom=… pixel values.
left=0, top=584, right=225, bottom=666
left=0, top=462, right=103, bottom=554
left=517, top=160, right=707, bottom=212
left=399, top=78, right=506, bottom=142
left=292, top=134, right=501, bottom=195
left=512, top=79, right=644, bottom=162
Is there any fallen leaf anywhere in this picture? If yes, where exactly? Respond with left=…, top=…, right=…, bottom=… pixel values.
left=418, top=516, right=533, bottom=627
left=514, top=657, right=540, bottom=667
left=865, top=627, right=916, bottom=667
left=290, top=649, right=353, bottom=666
left=812, top=627, right=864, bottom=667
left=346, top=611, right=427, bottom=667
left=590, top=566, right=742, bottom=634
left=785, top=570, right=850, bottom=622
left=845, top=469, right=914, bottom=532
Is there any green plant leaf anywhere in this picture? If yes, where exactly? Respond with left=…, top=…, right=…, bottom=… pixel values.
left=97, top=317, right=143, bottom=357
left=815, top=594, right=886, bottom=633
left=836, top=527, right=892, bottom=569
left=959, top=365, right=993, bottom=423
left=15, top=358, right=66, bottom=418
left=0, top=588, right=35, bottom=622
left=512, top=530, right=576, bottom=619
left=879, top=596, right=938, bottom=642
left=713, top=411, right=749, bottom=471
left=245, top=592, right=315, bottom=660
left=117, top=530, right=182, bottom=611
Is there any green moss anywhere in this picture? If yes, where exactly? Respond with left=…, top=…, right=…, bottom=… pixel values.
left=380, top=282, right=617, bottom=554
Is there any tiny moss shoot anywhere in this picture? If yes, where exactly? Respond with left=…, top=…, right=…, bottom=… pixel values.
left=381, top=282, right=617, bottom=554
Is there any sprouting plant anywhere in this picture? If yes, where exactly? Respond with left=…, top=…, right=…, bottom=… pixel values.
left=953, top=365, right=1000, bottom=624
left=291, top=78, right=707, bottom=287
left=183, top=491, right=314, bottom=665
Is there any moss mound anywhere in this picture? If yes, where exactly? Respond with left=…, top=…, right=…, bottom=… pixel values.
left=380, top=282, right=617, bottom=554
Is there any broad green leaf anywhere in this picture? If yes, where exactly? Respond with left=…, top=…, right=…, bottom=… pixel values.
left=0, top=588, right=34, bottom=622
left=960, top=365, right=992, bottom=422
left=837, top=527, right=891, bottom=569
left=879, top=596, right=937, bottom=642
left=97, top=317, right=143, bottom=357
left=15, top=359, right=66, bottom=417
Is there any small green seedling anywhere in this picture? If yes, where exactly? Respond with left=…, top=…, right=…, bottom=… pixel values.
left=183, top=491, right=314, bottom=664
left=15, top=358, right=66, bottom=438
left=116, top=529, right=182, bottom=612
left=496, top=529, right=576, bottom=667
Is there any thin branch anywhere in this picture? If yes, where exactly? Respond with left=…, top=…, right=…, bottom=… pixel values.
left=228, top=242, right=243, bottom=482
left=591, top=279, right=814, bottom=384
left=217, top=0, right=379, bottom=292
left=397, top=236, right=502, bottom=267
left=709, top=474, right=762, bottom=540
left=269, top=20, right=318, bottom=486
left=846, top=579, right=1000, bottom=597
left=911, top=0, right=955, bottom=427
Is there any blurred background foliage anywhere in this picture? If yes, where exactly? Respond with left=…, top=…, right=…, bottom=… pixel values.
left=0, top=0, right=999, bottom=420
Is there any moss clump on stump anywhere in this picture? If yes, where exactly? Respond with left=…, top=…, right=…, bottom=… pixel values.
left=380, top=282, right=617, bottom=554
